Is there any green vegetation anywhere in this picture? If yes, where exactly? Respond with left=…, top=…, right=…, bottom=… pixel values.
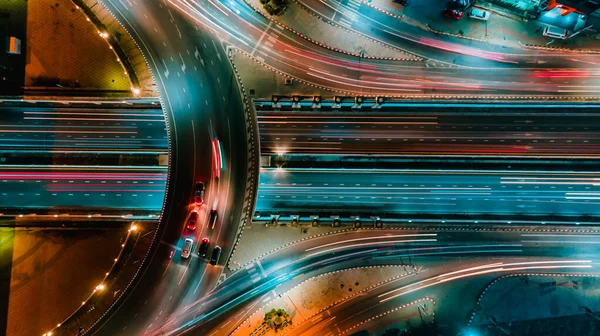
left=263, top=308, right=292, bottom=332
left=259, top=0, right=287, bottom=16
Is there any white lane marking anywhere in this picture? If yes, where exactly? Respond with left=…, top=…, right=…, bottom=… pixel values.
left=256, top=260, right=268, bottom=277
left=251, top=22, right=273, bottom=56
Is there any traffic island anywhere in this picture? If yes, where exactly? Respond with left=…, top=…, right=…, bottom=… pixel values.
left=468, top=273, right=600, bottom=336
left=39, top=222, right=157, bottom=336
left=232, top=265, right=416, bottom=335
left=227, top=222, right=352, bottom=271
left=25, top=0, right=133, bottom=95
left=5, top=228, right=124, bottom=336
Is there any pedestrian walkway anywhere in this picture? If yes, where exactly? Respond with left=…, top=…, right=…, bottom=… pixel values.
left=365, top=0, right=600, bottom=49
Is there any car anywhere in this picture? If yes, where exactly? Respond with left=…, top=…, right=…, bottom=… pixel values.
left=448, top=0, right=470, bottom=10
left=198, top=237, right=210, bottom=258
left=542, top=25, right=568, bottom=39
left=443, top=9, right=463, bottom=19
left=182, top=238, right=194, bottom=259
left=392, top=0, right=409, bottom=5
left=469, top=8, right=490, bottom=20
left=194, top=182, right=205, bottom=205
left=187, top=210, right=199, bottom=230
left=210, top=245, right=222, bottom=265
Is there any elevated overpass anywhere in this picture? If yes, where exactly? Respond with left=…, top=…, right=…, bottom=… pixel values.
left=254, top=99, right=600, bottom=157
left=0, top=98, right=167, bottom=165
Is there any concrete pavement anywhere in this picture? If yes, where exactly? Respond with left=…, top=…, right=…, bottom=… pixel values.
left=470, top=273, right=600, bottom=335
left=365, top=0, right=600, bottom=50
left=228, top=223, right=351, bottom=270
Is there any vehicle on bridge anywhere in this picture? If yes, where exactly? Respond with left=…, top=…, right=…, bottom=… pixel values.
left=182, top=238, right=194, bottom=259
left=187, top=210, right=199, bottom=230
left=210, top=245, right=222, bottom=266
left=198, top=237, right=210, bottom=258
left=195, top=182, right=205, bottom=205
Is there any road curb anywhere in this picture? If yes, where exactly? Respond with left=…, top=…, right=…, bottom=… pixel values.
left=226, top=46, right=262, bottom=273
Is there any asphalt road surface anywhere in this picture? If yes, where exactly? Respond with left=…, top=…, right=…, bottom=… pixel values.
left=0, top=104, right=167, bottom=154
left=256, top=102, right=600, bottom=157
left=0, top=166, right=166, bottom=210
left=166, top=0, right=600, bottom=96
left=141, top=226, right=600, bottom=335
left=256, top=168, right=600, bottom=217
left=68, top=0, right=253, bottom=334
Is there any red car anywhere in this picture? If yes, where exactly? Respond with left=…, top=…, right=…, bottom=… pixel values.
left=187, top=210, right=199, bottom=230
left=443, top=9, right=463, bottom=19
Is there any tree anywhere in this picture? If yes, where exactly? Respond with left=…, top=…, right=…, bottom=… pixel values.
left=264, top=308, right=292, bottom=332
left=262, top=0, right=287, bottom=16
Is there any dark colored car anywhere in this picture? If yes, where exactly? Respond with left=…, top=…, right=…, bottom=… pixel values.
left=187, top=210, right=199, bottom=230
left=443, top=8, right=463, bottom=19
left=194, top=182, right=205, bottom=205
left=448, top=0, right=470, bottom=10
left=393, top=0, right=409, bottom=5
left=198, top=237, right=210, bottom=258
left=210, top=245, right=222, bottom=266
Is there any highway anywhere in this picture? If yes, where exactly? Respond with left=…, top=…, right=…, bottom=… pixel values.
left=0, top=166, right=166, bottom=210
left=256, top=168, right=600, bottom=217
left=49, top=0, right=255, bottom=334
left=31, top=0, right=600, bottom=334
left=256, top=102, right=600, bottom=157
left=163, top=0, right=600, bottom=97
left=0, top=104, right=167, bottom=154
left=136, top=226, right=600, bottom=335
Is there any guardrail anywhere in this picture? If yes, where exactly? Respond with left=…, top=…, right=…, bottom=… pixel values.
left=251, top=215, right=600, bottom=229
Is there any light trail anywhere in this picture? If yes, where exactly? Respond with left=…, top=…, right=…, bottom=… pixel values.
left=304, top=233, right=437, bottom=251
left=379, top=260, right=593, bottom=303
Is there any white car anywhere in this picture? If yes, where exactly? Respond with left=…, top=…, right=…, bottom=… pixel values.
left=542, top=25, right=568, bottom=39
left=182, top=238, right=193, bottom=259
left=469, top=8, right=490, bottom=21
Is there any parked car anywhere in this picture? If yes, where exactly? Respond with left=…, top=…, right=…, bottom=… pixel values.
left=210, top=245, right=222, bottom=266
left=469, top=8, right=490, bottom=20
left=194, top=182, right=205, bottom=205
left=443, top=8, right=463, bottom=19
left=198, top=237, right=210, bottom=258
left=448, top=0, right=470, bottom=10
left=187, top=210, right=199, bottom=230
left=542, top=25, right=568, bottom=39
left=182, top=238, right=194, bottom=259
